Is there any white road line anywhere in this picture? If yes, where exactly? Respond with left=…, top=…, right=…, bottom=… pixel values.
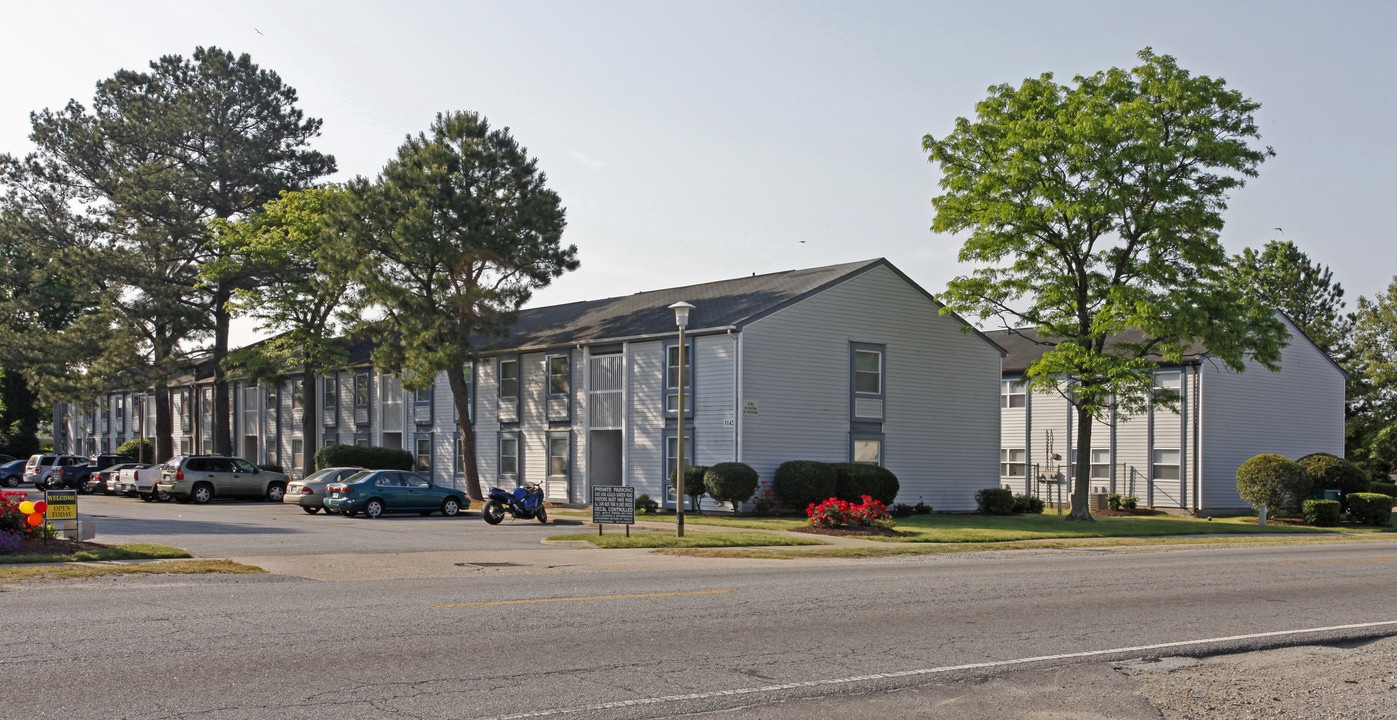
left=476, top=619, right=1397, bottom=720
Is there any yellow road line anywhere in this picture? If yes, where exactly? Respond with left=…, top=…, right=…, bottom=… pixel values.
left=432, top=589, right=730, bottom=609
left=1278, top=557, right=1397, bottom=566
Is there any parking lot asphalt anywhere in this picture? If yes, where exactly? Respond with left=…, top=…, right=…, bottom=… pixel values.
left=16, top=490, right=875, bottom=580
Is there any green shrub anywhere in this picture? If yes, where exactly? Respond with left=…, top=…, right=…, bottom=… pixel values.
left=889, top=503, right=914, bottom=518
left=703, top=462, right=760, bottom=514
left=669, top=465, right=709, bottom=511
left=1347, top=492, right=1394, bottom=526
left=772, top=460, right=838, bottom=512
left=634, top=494, right=659, bottom=514
left=1297, top=453, right=1369, bottom=494
left=1121, top=495, right=1138, bottom=510
left=830, top=463, right=900, bottom=505
left=1301, top=499, right=1341, bottom=527
left=913, top=501, right=932, bottom=514
left=1236, top=454, right=1313, bottom=517
left=116, top=438, right=155, bottom=463
left=1369, top=481, right=1397, bottom=498
left=1012, top=493, right=1045, bottom=514
left=975, top=487, right=1015, bottom=515
left=1107, top=493, right=1123, bottom=511
left=313, top=444, right=414, bottom=472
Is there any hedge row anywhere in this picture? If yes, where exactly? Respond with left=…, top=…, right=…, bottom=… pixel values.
left=772, top=460, right=900, bottom=509
left=313, top=444, right=414, bottom=472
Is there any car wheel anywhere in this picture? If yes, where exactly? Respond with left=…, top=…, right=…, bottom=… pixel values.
left=482, top=500, right=505, bottom=525
left=155, top=489, right=172, bottom=502
left=441, top=498, right=461, bottom=517
left=536, top=507, right=548, bottom=524
left=1, top=475, right=17, bottom=488
left=302, top=506, right=320, bottom=514
left=266, top=483, right=286, bottom=502
left=339, top=509, right=356, bottom=518
left=191, top=483, right=214, bottom=504
left=363, top=499, right=384, bottom=519
left=323, top=506, right=339, bottom=515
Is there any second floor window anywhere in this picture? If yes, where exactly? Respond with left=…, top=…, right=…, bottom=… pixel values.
left=324, top=376, right=338, bottom=410
left=500, top=359, right=519, bottom=400
left=354, top=374, right=370, bottom=408
left=853, top=349, right=882, bottom=395
left=548, top=355, right=569, bottom=396
left=666, top=344, right=692, bottom=412
left=1000, top=448, right=1026, bottom=477
left=1001, top=380, right=1026, bottom=408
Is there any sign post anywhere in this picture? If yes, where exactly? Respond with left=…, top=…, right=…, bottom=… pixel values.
left=591, top=486, right=635, bottom=537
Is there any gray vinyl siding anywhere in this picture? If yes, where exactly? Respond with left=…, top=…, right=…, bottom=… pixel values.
left=476, top=360, right=500, bottom=481
left=1198, top=317, right=1345, bottom=513
left=521, top=353, right=554, bottom=498
left=626, top=340, right=666, bottom=500
left=738, top=264, right=1000, bottom=511
left=693, top=334, right=737, bottom=467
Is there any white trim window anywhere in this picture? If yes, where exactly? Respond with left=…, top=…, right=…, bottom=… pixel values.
left=548, top=434, right=569, bottom=477
left=548, top=355, right=569, bottom=396
left=1152, top=449, right=1180, bottom=480
left=1153, top=371, right=1182, bottom=400
left=665, top=344, right=693, bottom=413
left=499, top=359, right=520, bottom=400
left=499, top=434, right=520, bottom=478
left=1001, top=380, right=1026, bottom=408
left=853, top=349, right=882, bottom=395
left=1090, top=448, right=1111, bottom=480
left=853, top=438, right=882, bottom=465
left=1000, top=448, right=1026, bottom=477
left=291, top=439, right=304, bottom=470
left=416, top=435, right=432, bottom=474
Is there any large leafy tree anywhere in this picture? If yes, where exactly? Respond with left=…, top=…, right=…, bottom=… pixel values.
left=24, top=46, right=334, bottom=459
left=1347, top=276, right=1397, bottom=463
left=208, top=187, right=354, bottom=474
left=1228, top=240, right=1352, bottom=359
left=334, top=111, right=576, bottom=499
left=924, top=48, right=1286, bottom=520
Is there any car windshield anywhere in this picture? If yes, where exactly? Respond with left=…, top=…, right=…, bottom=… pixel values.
left=301, top=468, right=345, bottom=483
left=342, top=471, right=374, bottom=484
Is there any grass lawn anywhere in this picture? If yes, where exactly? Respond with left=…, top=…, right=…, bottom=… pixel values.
left=869, top=512, right=1386, bottom=543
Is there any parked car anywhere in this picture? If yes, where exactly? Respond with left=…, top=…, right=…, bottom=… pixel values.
left=90, top=462, right=148, bottom=495
left=323, top=470, right=469, bottom=519
left=0, top=458, right=25, bottom=488
left=27, top=454, right=89, bottom=490
left=0, top=454, right=17, bottom=465
left=284, top=466, right=365, bottom=514
left=112, top=464, right=168, bottom=501
left=52, top=454, right=137, bottom=493
left=156, top=455, right=289, bottom=504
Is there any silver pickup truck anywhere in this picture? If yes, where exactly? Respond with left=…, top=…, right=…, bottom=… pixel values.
left=114, top=465, right=169, bottom=502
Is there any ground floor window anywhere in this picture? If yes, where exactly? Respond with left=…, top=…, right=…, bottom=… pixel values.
left=1000, top=448, right=1026, bottom=477
left=1152, top=449, right=1180, bottom=480
left=548, top=433, right=569, bottom=478
left=499, top=433, right=520, bottom=478
left=291, top=439, right=304, bottom=470
left=416, top=434, right=432, bottom=474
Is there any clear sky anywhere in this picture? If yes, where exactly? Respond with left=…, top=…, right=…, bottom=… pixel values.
left=2, top=1, right=1391, bottom=345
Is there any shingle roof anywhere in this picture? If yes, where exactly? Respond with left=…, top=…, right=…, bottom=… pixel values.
left=484, top=258, right=935, bottom=353
left=986, top=327, right=1208, bottom=374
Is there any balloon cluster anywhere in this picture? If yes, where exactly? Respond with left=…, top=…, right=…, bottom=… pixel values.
left=17, top=500, right=47, bottom=528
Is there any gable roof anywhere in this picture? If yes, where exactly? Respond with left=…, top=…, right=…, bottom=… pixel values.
left=486, top=258, right=1003, bottom=354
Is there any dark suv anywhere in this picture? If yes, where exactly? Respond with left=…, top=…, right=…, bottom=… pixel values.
left=49, top=454, right=136, bottom=493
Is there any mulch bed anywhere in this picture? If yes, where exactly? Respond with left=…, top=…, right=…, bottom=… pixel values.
left=12, top=537, right=111, bottom=557
left=1090, top=508, right=1166, bottom=517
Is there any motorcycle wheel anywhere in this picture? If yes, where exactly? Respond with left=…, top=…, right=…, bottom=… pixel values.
left=536, top=507, right=548, bottom=524
left=481, top=500, right=505, bottom=525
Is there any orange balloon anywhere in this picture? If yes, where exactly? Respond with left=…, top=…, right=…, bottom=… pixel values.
left=26, top=513, right=41, bottom=527
left=18, top=501, right=34, bottom=514
left=33, top=501, right=47, bottom=514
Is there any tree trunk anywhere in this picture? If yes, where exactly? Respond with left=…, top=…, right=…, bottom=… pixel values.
left=446, top=366, right=482, bottom=500
left=300, top=361, right=317, bottom=476
left=211, top=282, right=233, bottom=456
left=1066, top=404, right=1096, bottom=521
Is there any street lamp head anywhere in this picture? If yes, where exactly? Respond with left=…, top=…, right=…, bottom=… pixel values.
left=669, top=301, right=695, bottom=329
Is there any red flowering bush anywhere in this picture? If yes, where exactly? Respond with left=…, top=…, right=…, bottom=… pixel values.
left=0, top=492, right=43, bottom=552
left=806, top=495, right=893, bottom=529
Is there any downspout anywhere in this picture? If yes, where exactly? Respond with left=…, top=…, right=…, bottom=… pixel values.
left=1192, top=363, right=1202, bottom=516
left=729, top=327, right=740, bottom=463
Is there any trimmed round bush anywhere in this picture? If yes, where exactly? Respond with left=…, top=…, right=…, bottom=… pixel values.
left=1297, top=453, right=1369, bottom=494
left=975, top=487, right=1015, bottom=515
left=1013, top=493, right=1045, bottom=514
left=1368, top=481, right=1397, bottom=498
left=1346, top=492, right=1394, bottom=526
left=1301, top=499, right=1341, bottom=527
left=1236, top=454, right=1313, bottom=517
left=313, top=444, right=414, bottom=472
left=116, top=438, right=155, bottom=463
left=703, top=462, right=760, bottom=514
left=669, top=465, right=709, bottom=511
left=773, top=460, right=838, bottom=511
left=830, top=463, right=900, bottom=505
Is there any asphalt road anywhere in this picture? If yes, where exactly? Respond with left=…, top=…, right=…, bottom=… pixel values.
left=4, top=493, right=1397, bottom=719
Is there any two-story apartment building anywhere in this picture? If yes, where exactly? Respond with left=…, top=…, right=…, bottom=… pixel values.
left=58, top=259, right=1007, bottom=511
left=989, top=314, right=1345, bottom=514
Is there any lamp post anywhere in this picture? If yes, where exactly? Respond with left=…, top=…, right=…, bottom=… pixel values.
left=669, top=301, right=694, bottom=538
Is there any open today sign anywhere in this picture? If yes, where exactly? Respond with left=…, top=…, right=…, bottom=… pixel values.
left=44, top=489, right=77, bottom=520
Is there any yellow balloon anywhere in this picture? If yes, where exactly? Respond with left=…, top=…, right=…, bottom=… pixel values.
left=19, top=501, right=34, bottom=514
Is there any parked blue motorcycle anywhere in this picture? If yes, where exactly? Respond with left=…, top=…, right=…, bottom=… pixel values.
left=481, top=482, right=547, bottom=524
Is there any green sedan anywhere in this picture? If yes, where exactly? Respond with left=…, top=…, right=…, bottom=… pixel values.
left=323, top=469, right=470, bottom=519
